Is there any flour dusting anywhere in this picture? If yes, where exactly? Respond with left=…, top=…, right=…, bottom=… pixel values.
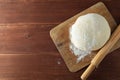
left=69, top=13, right=110, bottom=63
left=69, top=26, right=96, bottom=63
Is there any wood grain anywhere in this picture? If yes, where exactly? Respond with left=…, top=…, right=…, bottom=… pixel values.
left=0, top=0, right=119, bottom=80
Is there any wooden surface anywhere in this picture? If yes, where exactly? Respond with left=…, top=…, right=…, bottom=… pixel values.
left=50, top=2, right=119, bottom=72
left=0, top=0, right=119, bottom=80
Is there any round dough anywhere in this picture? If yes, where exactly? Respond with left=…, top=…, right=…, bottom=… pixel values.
left=70, top=13, right=111, bottom=51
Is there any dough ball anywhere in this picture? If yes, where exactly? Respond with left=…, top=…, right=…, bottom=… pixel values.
left=70, top=13, right=111, bottom=51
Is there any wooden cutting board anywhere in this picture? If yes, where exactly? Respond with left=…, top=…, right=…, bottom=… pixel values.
left=50, top=2, right=120, bottom=72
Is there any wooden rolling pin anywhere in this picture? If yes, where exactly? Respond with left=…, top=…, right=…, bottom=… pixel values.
left=81, top=24, right=120, bottom=80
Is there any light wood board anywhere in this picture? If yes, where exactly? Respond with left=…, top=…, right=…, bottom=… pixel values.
left=50, top=2, right=119, bottom=72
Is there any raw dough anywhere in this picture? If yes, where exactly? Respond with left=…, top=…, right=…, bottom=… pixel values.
left=69, top=13, right=111, bottom=61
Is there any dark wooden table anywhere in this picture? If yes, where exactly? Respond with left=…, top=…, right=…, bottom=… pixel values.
left=0, top=0, right=119, bottom=80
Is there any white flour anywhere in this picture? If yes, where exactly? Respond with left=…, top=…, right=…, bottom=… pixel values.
left=69, top=27, right=96, bottom=62
left=69, top=13, right=110, bottom=63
